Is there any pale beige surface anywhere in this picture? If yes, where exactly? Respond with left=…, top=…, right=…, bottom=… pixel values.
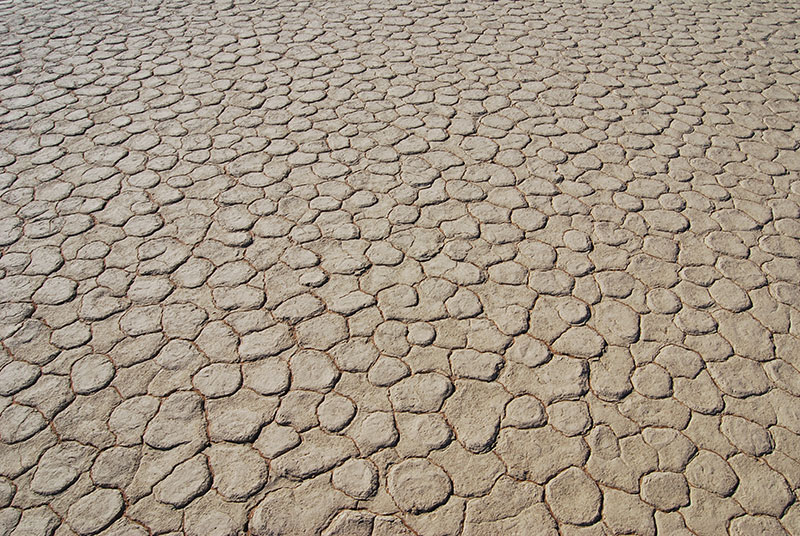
left=1, top=0, right=800, bottom=534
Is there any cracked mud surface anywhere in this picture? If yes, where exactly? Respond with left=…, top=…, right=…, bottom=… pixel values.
left=1, top=0, right=800, bottom=534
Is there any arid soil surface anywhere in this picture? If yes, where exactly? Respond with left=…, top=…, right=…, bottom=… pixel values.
left=1, top=0, right=800, bottom=534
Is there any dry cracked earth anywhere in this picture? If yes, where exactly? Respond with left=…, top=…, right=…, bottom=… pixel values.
left=1, top=0, right=800, bottom=535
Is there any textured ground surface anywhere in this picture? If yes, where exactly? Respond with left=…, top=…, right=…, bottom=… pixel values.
left=1, top=0, right=800, bottom=535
